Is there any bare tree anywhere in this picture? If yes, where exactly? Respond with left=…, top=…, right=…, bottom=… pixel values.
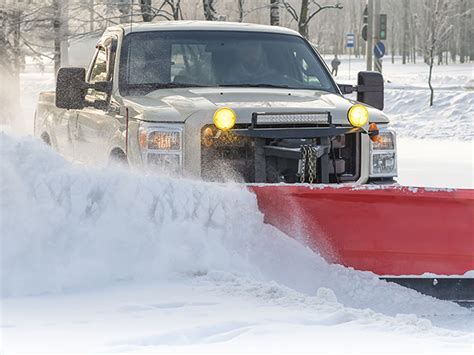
left=139, top=0, right=154, bottom=21
left=270, top=0, right=279, bottom=25
left=402, top=0, right=409, bottom=64
left=282, top=0, right=342, bottom=39
left=422, top=0, right=453, bottom=106
left=117, top=0, right=184, bottom=23
left=139, top=0, right=183, bottom=22
left=203, top=0, right=218, bottom=20
left=0, top=6, right=21, bottom=125
left=166, top=0, right=183, bottom=20
left=237, top=0, right=244, bottom=22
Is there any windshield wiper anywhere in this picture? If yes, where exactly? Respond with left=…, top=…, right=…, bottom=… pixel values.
left=129, top=82, right=209, bottom=90
left=218, top=83, right=291, bottom=89
left=127, top=82, right=211, bottom=95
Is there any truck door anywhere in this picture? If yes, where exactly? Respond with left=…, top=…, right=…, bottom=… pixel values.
left=74, top=38, right=117, bottom=165
left=52, top=108, right=77, bottom=159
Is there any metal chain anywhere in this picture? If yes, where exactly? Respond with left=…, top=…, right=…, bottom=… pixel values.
left=300, top=146, right=307, bottom=183
left=300, top=145, right=318, bottom=184
left=308, top=147, right=317, bottom=184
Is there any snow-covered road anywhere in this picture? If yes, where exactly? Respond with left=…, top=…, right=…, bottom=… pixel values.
left=398, top=138, right=473, bottom=189
left=1, top=60, right=473, bottom=354
left=2, top=279, right=472, bottom=354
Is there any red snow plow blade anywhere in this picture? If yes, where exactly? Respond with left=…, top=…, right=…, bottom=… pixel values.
left=250, top=185, right=474, bottom=302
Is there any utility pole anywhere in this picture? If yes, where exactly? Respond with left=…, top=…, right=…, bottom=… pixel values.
left=373, top=0, right=381, bottom=72
left=366, top=0, right=373, bottom=71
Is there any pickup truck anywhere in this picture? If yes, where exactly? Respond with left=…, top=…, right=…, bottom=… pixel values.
left=35, top=21, right=397, bottom=184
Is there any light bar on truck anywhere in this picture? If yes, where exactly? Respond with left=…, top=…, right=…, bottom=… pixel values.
left=252, top=112, right=330, bottom=128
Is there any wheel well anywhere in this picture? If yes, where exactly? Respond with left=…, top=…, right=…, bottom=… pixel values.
left=40, top=132, right=51, bottom=146
left=109, top=148, right=128, bottom=166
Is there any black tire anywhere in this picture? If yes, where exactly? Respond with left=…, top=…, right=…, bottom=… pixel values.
left=108, top=149, right=128, bottom=168
left=41, top=133, right=51, bottom=146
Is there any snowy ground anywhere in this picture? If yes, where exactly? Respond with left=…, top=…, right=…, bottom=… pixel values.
left=326, top=56, right=474, bottom=189
left=1, top=59, right=473, bottom=354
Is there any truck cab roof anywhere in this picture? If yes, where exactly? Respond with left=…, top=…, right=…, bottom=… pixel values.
left=107, top=21, right=301, bottom=37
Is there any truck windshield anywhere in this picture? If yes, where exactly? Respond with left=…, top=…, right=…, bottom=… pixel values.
left=119, top=31, right=337, bottom=96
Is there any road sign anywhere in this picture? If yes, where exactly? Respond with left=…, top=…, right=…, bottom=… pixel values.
left=374, top=41, right=385, bottom=58
left=346, top=33, right=355, bottom=48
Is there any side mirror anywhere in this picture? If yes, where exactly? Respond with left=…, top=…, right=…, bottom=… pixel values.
left=338, top=84, right=356, bottom=95
left=56, top=67, right=86, bottom=109
left=357, top=71, right=384, bottom=110
left=94, top=81, right=113, bottom=95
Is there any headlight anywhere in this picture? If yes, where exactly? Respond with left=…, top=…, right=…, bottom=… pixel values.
left=145, top=131, right=181, bottom=151
left=371, top=152, right=396, bottom=176
left=138, top=122, right=183, bottom=172
left=370, top=129, right=397, bottom=178
left=371, top=130, right=395, bottom=151
left=214, top=107, right=236, bottom=131
left=347, top=104, right=369, bottom=127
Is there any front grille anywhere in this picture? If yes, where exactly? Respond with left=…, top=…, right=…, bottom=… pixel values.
left=201, top=126, right=255, bottom=182
left=328, top=132, right=360, bottom=182
left=201, top=125, right=360, bottom=184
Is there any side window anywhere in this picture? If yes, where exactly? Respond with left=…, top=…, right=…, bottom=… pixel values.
left=89, top=47, right=108, bottom=84
left=86, top=39, right=116, bottom=103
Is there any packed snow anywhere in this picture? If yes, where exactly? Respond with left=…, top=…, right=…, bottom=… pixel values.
left=1, top=59, right=473, bottom=353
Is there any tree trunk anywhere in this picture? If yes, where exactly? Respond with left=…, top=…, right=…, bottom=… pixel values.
left=411, top=14, right=416, bottom=64
left=59, top=0, right=69, bottom=68
left=0, top=9, right=20, bottom=126
left=53, top=0, right=61, bottom=76
left=140, top=0, right=154, bottom=22
left=171, top=1, right=181, bottom=20
left=89, top=0, right=94, bottom=31
left=270, top=0, right=279, bottom=26
left=118, top=1, right=131, bottom=23
left=459, top=0, right=467, bottom=63
left=402, top=0, right=409, bottom=64
left=298, top=0, right=309, bottom=39
left=237, top=0, right=244, bottom=22
left=428, top=48, right=434, bottom=106
left=203, top=0, right=217, bottom=21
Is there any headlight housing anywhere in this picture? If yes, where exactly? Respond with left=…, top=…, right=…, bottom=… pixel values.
left=138, top=122, right=183, bottom=173
left=214, top=107, right=236, bottom=131
left=347, top=104, right=369, bottom=127
left=370, top=129, right=397, bottom=178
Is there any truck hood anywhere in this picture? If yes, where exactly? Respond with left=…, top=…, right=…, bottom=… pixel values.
left=123, top=87, right=389, bottom=125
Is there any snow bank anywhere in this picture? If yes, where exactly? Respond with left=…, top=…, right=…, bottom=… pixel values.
left=385, top=89, right=474, bottom=141
left=0, top=133, right=466, bottom=317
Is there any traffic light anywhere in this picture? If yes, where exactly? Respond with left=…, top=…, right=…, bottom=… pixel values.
left=362, top=5, right=368, bottom=41
left=379, top=14, right=387, bottom=40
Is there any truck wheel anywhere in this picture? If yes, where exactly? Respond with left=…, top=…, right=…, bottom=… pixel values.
left=41, top=133, right=51, bottom=146
left=109, top=149, right=128, bottom=168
